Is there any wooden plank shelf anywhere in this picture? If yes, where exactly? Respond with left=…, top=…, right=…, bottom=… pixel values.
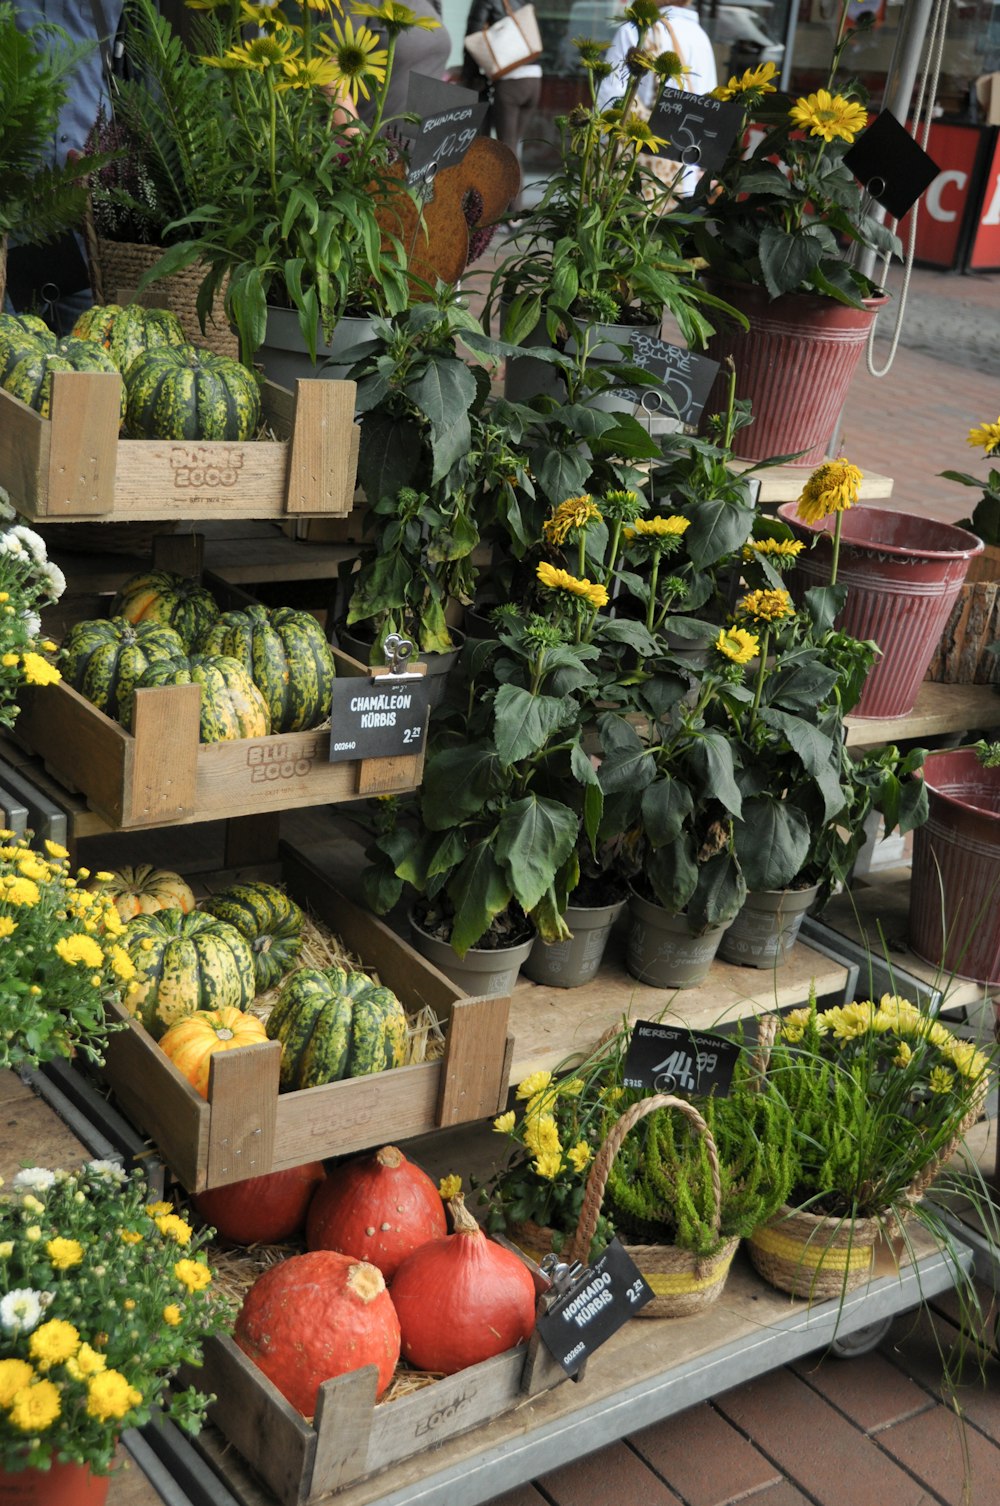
left=845, top=680, right=1000, bottom=748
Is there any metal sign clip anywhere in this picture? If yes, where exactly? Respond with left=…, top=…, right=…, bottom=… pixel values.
left=377, top=634, right=424, bottom=683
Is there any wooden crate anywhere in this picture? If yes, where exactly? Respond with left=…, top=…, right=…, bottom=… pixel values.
left=186, top=1281, right=566, bottom=1505
left=97, top=845, right=513, bottom=1192
left=0, top=371, right=359, bottom=522
left=13, top=648, right=423, bottom=829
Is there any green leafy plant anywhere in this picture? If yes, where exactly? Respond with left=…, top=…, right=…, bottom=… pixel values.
left=689, top=5, right=899, bottom=304
left=0, top=495, right=65, bottom=731
left=147, top=0, right=434, bottom=363
left=0, top=1162, right=233, bottom=1476
left=942, top=414, right=1000, bottom=546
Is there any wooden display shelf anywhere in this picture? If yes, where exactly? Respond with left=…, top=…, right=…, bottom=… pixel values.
left=97, top=844, right=513, bottom=1192
left=734, top=460, right=893, bottom=505
left=845, top=679, right=1000, bottom=748
left=0, top=371, right=359, bottom=522
left=194, top=1228, right=965, bottom=1506
left=12, top=649, right=424, bottom=830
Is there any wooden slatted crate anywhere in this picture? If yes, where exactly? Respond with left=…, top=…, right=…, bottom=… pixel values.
left=97, top=845, right=513, bottom=1192
left=0, top=371, right=359, bottom=522
left=13, top=649, right=423, bottom=829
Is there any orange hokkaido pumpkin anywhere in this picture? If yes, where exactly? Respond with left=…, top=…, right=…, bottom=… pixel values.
left=159, top=1006, right=267, bottom=1098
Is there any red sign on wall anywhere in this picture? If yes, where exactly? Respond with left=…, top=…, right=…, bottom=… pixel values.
left=898, top=123, right=983, bottom=269
left=969, top=130, right=1000, bottom=270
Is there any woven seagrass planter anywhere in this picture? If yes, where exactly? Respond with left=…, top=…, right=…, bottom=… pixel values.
left=92, top=238, right=236, bottom=359
left=746, top=1204, right=883, bottom=1300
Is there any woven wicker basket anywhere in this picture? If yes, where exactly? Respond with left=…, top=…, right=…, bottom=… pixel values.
left=511, top=1095, right=739, bottom=1320
left=91, top=238, right=237, bottom=359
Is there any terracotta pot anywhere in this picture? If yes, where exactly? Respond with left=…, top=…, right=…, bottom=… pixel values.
left=909, top=748, right=1000, bottom=986
left=777, top=503, right=984, bottom=719
left=0, top=1459, right=110, bottom=1506
left=701, top=282, right=887, bottom=467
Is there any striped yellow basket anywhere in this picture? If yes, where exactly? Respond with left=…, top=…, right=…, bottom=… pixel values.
left=562, top=1093, right=740, bottom=1320
left=746, top=1204, right=883, bottom=1300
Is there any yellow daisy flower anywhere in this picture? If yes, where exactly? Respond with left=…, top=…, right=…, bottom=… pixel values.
left=712, top=60, right=778, bottom=101
left=789, top=89, right=868, bottom=144
left=967, top=418, right=1000, bottom=456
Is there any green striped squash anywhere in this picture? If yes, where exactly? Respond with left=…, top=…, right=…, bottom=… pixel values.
left=122, top=907, right=257, bottom=1039
left=124, top=652, right=271, bottom=742
left=3, top=337, right=124, bottom=420
left=202, top=882, right=304, bottom=991
left=71, top=303, right=185, bottom=375
left=60, top=616, right=187, bottom=720
left=110, top=569, right=220, bottom=650
left=0, top=313, right=56, bottom=385
left=198, top=604, right=337, bottom=733
left=266, top=966, right=407, bottom=1091
left=122, top=344, right=261, bottom=441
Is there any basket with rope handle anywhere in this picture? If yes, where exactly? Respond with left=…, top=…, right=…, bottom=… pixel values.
left=745, top=1012, right=990, bottom=1301
left=561, top=1092, right=740, bottom=1319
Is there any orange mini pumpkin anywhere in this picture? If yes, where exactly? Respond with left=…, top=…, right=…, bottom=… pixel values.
left=159, top=1006, right=267, bottom=1098
left=92, top=864, right=196, bottom=922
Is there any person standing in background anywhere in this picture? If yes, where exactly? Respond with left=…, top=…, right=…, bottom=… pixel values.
left=461, top=0, right=541, bottom=212
left=349, top=0, right=452, bottom=131
left=5, top=0, right=125, bottom=332
left=595, top=1, right=716, bottom=109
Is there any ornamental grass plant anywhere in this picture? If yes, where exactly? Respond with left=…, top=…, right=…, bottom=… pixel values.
left=689, top=3, right=899, bottom=304
left=0, top=836, right=136, bottom=1072
left=0, top=491, right=65, bottom=731
left=0, top=1162, right=233, bottom=1478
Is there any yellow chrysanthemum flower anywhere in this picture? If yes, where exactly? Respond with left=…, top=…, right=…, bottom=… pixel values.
left=523, top=1111, right=561, bottom=1158
left=0, top=1359, right=35, bottom=1407
left=820, top=1001, right=874, bottom=1039
left=86, top=1368, right=142, bottom=1422
left=516, top=1070, right=553, bottom=1101
left=46, top=1237, right=84, bottom=1271
left=789, top=89, right=868, bottom=144
left=20, top=652, right=61, bottom=687
left=532, top=1150, right=563, bottom=1181
left=110, top=946, right=137, bottom=981
left=737, top=588, right=795, bottom=626
left=9, top=1377, right=61, bottom=1431
left=120, top=1229, right=143, bottom=1245
left=929, top=1065, right=955, bottom=1095
left=967, top=418, right=1000, bottom=456
left=55, top=933, right=105, bottom=969
left=28, top=1318, right=80, bottom=1369
left=438, top=1174, right=462, bottom=1200
left=155, top=1213, right=193, bottom=1246
left=174, top=1259, right=212, bottom=1292
left=0, top=917, right=15, bottom=937
left=796, top=458, right=864, bottom=524
left=4, top=877, right=40, bottom=906
left=493, top=1110, right=517, bottom=1134
left=715, top=627, right=759, bottom=665
left=163, top=1305, right=183, bottom=1327
left=66, top=1343, right=107, bottom=1380
left=543, top=495, right=600, bottom=545
left=43, top=840, right=69, bottom=859
left=893, top=1040, right=913, bottom=1069
left=1, top=652, right=18, bottom=668
left=567, top=1140, right=593, bottom=1174
left=945, top=1039, right=990, bottom=1080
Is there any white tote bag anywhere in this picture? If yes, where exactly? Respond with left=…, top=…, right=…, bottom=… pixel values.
left=464, top=1, right=543, bottom=81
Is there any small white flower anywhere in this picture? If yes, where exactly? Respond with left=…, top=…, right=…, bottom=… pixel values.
left=0, top=531, right=24, bottom=558
left=87, top=1159, right=126, bottom=1182
left=0, top=1289, right=43, bottom=1335
left=10, top=526, right=47, bottom=566
left=0, top=488, right=15, bottom=523
left=12, top=1168, right=56, bottom=1192
left=22, top=612, right=40, bottom=638
left=36, top=560, right=66, bottom=601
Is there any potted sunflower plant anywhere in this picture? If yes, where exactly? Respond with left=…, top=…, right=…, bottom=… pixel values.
left=0, top=1161, right=232, bottom=1502
left=689, top=2, right=902, bottom=466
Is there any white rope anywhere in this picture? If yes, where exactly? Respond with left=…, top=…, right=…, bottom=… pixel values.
left=866, top=0, right=952, bottom=377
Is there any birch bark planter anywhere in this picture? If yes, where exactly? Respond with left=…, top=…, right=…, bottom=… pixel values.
left=625, top=891, right=731, bottom=988
left=522, top=898, right=626, bottom=988
left=408, top=916, right=535, bottom=998
left=908, top=748, right=1000, bottom=986
left=717, top=885, right=819, bottom=969
left=777, top=503, right=984, bottom=719
left=700, top=283, right=886, bottom=467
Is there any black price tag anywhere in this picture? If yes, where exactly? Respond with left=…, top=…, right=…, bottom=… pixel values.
left=615, top=335, right=720, bottom=425
left=646, top=91, right=743, bottom=178
left=536, top=1240, right=653, bottom=1374
left=328, top=674, right=430, bottom=763
left=402, top=75, right=487, bottom=186
left=843, top=111, right=940, bottom=220
left=623, top=1020, right=741, bottom=1097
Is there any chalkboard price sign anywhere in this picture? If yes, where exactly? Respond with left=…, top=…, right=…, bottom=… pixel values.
left=327, top=673, right=430, bottom=764
left=622, top=1020, right=741, bottom=1098
left=403, top=74, right=486, bottom=186
left=616, top=333, right=719, bottom=425
left=536, top=1240, right=654, bottom=1374
left=647, top=91, right=743, bottom=178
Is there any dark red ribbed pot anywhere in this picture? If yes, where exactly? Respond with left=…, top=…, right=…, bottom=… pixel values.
left=777, top=503, right=983, bottom=718
left=909, top=749, right=1000, bottom=986
left=701, top=283, right=886, bottom=466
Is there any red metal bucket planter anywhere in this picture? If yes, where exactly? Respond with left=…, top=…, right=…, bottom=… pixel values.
left=776, top=504, right=984, bottom=719
left=908, top=749, right=1000, bottom=987
left=700, top=284, right=886, bottom=467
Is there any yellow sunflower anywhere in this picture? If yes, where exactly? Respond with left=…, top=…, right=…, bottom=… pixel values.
left=795, top=458, right=864, bottom=524
left=789, top=89, right=868, bottom=144
left=715, top=626, right=759, bottom=665
left=967, top=418, right=1000, bottom=456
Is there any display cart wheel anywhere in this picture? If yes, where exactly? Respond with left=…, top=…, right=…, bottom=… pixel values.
left=830, top=1316, right=893, bottom=1358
